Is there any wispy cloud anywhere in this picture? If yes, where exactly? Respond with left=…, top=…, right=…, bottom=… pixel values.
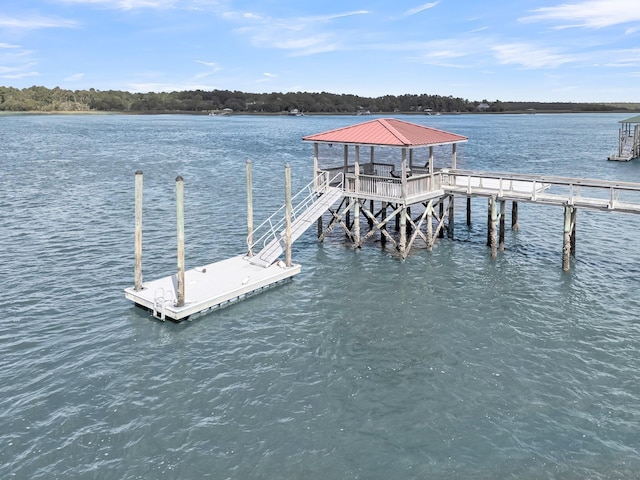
left=226, top=9, right=370, bottom=56
left=403, top=2, right=439, bottom=17
left=0, top=14, right=78, bottom=29
left=196, top=60, right=221, bottom=70
left=492, top=43, right=574, bottom=68
left=0, top=42, right=21, bottom=48
left=58, top=0, right=179, bottom=10
left=0, top=64, right=39, bottom=79
left=257, top=72, right=277, bottom=83
left=520, top=0, right=640, bottom=29
left=64, top=73, right=85, bottom=82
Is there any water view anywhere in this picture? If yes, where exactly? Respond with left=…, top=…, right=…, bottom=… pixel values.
left=2, top=113, right=640, bottom=479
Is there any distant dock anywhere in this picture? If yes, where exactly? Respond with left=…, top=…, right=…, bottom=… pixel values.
left=608, top=115, right=640, bottom=161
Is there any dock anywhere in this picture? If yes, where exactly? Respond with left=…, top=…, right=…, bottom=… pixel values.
left=125, top=118, right=640, bottom=321
left=124, top=255, right=300, bottom=321
left=608, top=115, right=640, bottom=161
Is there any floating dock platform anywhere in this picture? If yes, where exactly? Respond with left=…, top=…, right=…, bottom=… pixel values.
left=124, top=255, right=300, bottom=321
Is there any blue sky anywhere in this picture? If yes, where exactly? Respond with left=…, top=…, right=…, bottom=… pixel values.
left=1, top=0, right=639, bottom=102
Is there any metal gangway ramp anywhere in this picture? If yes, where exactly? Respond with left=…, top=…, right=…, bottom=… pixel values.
left=249, top=173, right=344, bottom=267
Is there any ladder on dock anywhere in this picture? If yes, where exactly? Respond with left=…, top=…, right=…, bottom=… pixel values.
left=248, top=173, right=344, bottom=267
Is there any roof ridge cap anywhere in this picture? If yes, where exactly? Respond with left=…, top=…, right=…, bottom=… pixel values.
left=378, top=118, right=411, bottom=146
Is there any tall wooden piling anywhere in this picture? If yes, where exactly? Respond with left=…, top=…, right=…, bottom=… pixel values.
left=512, top=201, right=519, bottom=231
left=399, top=207, right=407, bottom=258
left=562, top=205, right=575, bottom=271
left=285, top=163, right=292, bottom=267
left=176, top=175, right=185, bottom=307
left=134, top=170, right=143, bottom=291
left=570, top=208, right=577, bottom=257
left=246, top=160, right=254, bottom=256
left=466, top=196, right=471, bottom=226
left=489, top=196, right=498, bottom=259
left=448, top=196, right=454, bottom=239
left=426, top=200, right=434, bottom=251
left=381, top=202, right=387, bottom=247
left=499, top=200, right=506, bottom=252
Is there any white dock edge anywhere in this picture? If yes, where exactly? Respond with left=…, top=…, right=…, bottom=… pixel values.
left=124, top=255, right=301, bottom=321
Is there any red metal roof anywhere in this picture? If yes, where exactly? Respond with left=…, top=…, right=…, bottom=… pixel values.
left=302, top=118, right=467, bottom=147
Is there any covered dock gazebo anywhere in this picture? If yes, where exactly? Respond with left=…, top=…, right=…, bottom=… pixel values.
left=303, top=118, right=468, bottom=257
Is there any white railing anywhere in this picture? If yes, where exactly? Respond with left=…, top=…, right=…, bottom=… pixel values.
left=248, top=172, right=343, bottom=254
left=444, top=169, right=640, bottom=210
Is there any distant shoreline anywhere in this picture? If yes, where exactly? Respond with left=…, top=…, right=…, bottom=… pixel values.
left=1, top=109, right=637, bottom=116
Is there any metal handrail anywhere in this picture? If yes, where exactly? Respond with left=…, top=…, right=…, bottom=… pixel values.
left=247, top=172, right=343, bottom=254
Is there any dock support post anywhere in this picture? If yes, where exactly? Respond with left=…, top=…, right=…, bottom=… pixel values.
left=381, top=202, right=387, bottom=247
left=486, top=198, right=491, bottom=246
left=489, top=196, right=498, bottom=259
left=285, top=163, right=292, bottom=267
left=426, top=200, right=434, bottom=251
left=512, top=201, right=519, bottom=231
left=466, top=196, right=471, bottom=226
left=447, top=195, right=454, bottom=239
left=562, top=205, right=575, bottom=271
left=399, top=207, right=407, bottom=258
left=176, top=175, right=185, bottom=307
left=438, top=201, right=445, bottom=238
left=134, top=170, right=143, bottom=291
left=369, top=200, right=374, bottom=229
left=317, top=214, right=323, bottom=239
left=246, top=160, right=254, bottom=256
left=571, top=208, right=577, bottom=257
left=354, top=199, right=361, bottom=248
left=499, top=200, right=506, bottom=252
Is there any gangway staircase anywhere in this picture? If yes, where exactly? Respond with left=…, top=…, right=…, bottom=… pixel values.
left=248, top=173, right=344, bottom=268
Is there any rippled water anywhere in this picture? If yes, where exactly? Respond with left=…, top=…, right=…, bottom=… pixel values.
left=2, top=112, right=640, bottom=479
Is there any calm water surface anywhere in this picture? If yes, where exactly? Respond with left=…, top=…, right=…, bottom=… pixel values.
left=1, top=113, right=640, bottom=479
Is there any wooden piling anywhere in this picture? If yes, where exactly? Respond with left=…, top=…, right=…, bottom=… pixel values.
left=438, top=201, right=445, bottom=238
left=381, top=202, right=387, bottom=247
left=285, top=163, right=292, bottom=267
left=426, top=200, right=434, bottom=251
left=490, top=196, right=498, bottom=259
left=512, top=201, right=519, bottom=231
left=570, top=208, right=577, bottom=257
left=399, top=207, right=407, bottom=258
left=447, top=195, right=454, bottom=239
left=354, top=199, right=361, bottom=248
left=246, top=160, right=254, bottom=256
left=466, top=196, right=471, bottom=226
left=134, top=170, right=143, bottom=291
left=176, top=175, right=185, bottom=307
left=499, top=200, right=506, bottom=252
left=562, top=205, right=575, bottom=271
left=486, top=198, right=491, bottom=247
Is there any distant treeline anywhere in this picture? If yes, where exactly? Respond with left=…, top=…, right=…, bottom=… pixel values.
left=0, top=85, right=633, bottom=114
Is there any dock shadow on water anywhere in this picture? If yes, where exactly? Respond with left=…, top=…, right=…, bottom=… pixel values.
left=1, top=113, right=639, bottom=479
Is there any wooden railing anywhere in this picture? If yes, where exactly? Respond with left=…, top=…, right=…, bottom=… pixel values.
left=318, top=163, right=444, bottom=202
left=444, top=169, right=640, bottom=212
